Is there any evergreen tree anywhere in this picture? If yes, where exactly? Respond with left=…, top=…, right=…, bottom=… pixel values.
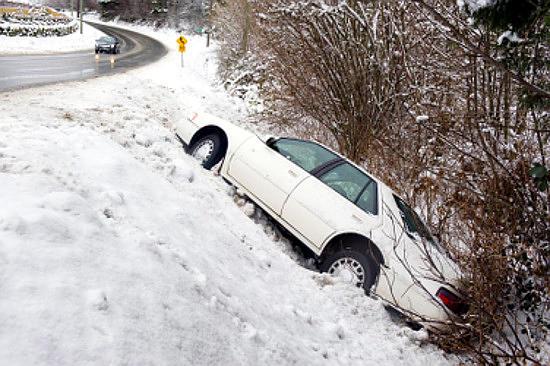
left=469, top=0, right=549, bottom=33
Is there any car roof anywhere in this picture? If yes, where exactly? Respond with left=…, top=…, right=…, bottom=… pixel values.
left=191, top=111, right=403, bottom=203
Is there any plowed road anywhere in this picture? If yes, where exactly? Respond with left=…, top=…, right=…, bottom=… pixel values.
left=0, top=22, right=167, bottom=92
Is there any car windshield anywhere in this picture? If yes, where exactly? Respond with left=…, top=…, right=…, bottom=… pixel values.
left=393, top=195, right=434, bottom=242
left=98, top=37, right=114, bottom=43
left=270, top=138, right=338, bottom=173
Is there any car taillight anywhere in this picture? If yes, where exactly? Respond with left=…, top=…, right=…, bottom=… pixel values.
left=436, top=287, right=468, bottom=315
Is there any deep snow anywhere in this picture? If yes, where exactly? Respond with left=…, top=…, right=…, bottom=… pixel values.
left=0, top=20, right=457, bottom=365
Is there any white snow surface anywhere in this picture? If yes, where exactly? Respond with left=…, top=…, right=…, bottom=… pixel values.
left=0, top=20, right=457, bottom=365
left=497, top=30, right=523, bottom=45
left=0, top=17, right=104, bottom=55
left=457, top=0, right=495, bottom=12
left=3, top=0, right=45, bottom=5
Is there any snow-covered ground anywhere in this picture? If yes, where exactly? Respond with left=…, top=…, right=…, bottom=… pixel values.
left=0, top=15, right=104, bottom=55
left=0, top=20, right=458, bottom=365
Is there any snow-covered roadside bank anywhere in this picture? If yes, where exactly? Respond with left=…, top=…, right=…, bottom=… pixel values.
left=0, top=18, right=104, bottom=55
left=83, top=16, right=264, bottom=132
left=0, top=21, right=458, bottom=365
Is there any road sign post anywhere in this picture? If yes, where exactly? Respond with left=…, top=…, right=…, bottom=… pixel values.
left=177, top=35, right=187, bottom=68
left=79, top=0, right=83, bottom=34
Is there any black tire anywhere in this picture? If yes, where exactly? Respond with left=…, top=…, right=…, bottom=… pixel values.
left=320, top=244, right=380, bottom=293
left=189, top=133, right=224, bottom=169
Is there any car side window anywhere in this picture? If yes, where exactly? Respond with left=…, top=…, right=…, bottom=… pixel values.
left=319, top=162, right=377, bottom=212
left=270, top=138, right=338, bottom=172
left=356, top=181, right=378, bottom=215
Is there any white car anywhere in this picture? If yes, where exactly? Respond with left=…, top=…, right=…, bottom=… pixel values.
left=175, top=112, right=467, bottom=325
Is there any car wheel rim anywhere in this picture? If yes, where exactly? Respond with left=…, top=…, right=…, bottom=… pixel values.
left=327, top=257, right=365, bottom=288
left=192, top=139, right=215, bottom=163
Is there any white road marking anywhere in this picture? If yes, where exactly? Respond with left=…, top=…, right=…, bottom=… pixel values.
left=0, top=68, right=95, bottom=81
left=0, top=53, right=95, bottom=62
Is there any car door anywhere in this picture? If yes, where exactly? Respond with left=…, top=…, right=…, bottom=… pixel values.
left=281, top=162, right=381, bottom=248
left=227, top=137, right=338, bottom=215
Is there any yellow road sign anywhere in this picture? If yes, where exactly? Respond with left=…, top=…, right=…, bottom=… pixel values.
left=177, top=35, right=188, bottom=45
left=177, top=36, right=187, bottom=53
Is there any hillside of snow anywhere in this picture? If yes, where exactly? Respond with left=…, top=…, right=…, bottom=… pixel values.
left=0, top=21, right=457, bottom=365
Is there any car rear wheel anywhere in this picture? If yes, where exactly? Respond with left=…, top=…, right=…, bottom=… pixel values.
left=189, top=133, right=224, bottom=169
left=320, top=246, right=379, bottom=293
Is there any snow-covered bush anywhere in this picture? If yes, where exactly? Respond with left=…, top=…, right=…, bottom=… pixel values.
left=213, top=0, right=549, bottom=363
left=0, top=5, right=77, bottom=36
left=97, top=0, right=208, bottom=29
left=210, top=0, right=262, bottom=106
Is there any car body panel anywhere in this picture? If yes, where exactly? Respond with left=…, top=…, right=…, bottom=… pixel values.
left=282, top=175, right=381, bottom=249
left=173, top=111, right=201, bottom=143
left=174, top=111, right=253, bottom=168
left=227, top=137, right=310, bottom=215
left=174, top=111, right=463, bottom=324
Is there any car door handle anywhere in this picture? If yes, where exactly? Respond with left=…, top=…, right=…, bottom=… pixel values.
left=352, top=214, right=363, bottom=223
left=288, top=170, right=298, bottom=177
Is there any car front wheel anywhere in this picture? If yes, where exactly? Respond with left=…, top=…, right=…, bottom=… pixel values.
left=189, top=133, right=224, bottom=169
left=320, top=246, right=379, bottom=293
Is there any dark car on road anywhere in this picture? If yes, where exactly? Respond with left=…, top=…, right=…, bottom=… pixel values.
left=95, top=36, right=120, bottom=54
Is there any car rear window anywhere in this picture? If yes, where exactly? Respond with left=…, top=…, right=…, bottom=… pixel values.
left=393, top=195, right=434, bottom=242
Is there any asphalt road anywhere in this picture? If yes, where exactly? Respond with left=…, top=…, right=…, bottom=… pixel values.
left=0, top=22, right=167, bottom=92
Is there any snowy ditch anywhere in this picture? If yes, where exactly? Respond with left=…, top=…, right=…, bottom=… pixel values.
left=0, top=20, right=458, bottom=365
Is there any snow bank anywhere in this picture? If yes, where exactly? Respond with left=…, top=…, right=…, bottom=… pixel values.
left=0, top=19, right=457, bottom=366
left=84, top=16, right=272, bottom=134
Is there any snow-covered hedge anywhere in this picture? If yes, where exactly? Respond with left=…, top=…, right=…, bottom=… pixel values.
left=0, top=6, right=77, bottom=37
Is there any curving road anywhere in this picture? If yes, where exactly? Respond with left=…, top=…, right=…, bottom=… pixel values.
left=0, top=22, right=167, bottom=92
